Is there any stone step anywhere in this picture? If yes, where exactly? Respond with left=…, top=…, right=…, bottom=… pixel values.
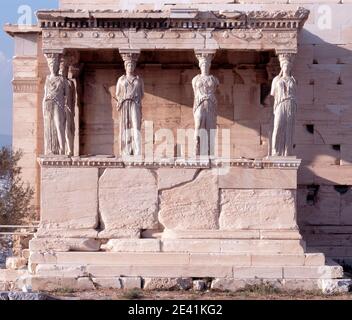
left=29, top=252, right=325, bottom=267
left=30, top=238, right=306, bottom=254
left=33, top=263, right=344, bottom=280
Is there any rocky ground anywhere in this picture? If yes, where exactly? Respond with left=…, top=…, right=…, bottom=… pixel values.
left=47, top=288, right=352, bottom=300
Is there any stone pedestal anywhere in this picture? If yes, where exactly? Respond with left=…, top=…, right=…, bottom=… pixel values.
left=19, top=156, right=345, bottom=292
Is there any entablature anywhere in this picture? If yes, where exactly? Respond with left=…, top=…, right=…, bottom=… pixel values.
left=36, top=8, right=309, bottom=54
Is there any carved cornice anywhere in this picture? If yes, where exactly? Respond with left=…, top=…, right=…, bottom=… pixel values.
left=38, top=157, right=301, bottom=170
left=37, top=8, right=309, bottom=31
left=38, top=9, right=308, bottom=54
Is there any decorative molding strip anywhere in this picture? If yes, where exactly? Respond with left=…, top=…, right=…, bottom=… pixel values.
left=12, top=79, right=40, bottom=93
left=38, top=157, right=301, bottom=169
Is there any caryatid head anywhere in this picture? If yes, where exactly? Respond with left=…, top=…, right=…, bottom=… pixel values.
left=196, top=53, right=214, bottom=76
left=59, top=57, right=69, bottom=78
left=121, top=52, right=139, bottom=76
left=279, top=53, right=295, bottom=78
left=45, top=53, right=61, bottom=76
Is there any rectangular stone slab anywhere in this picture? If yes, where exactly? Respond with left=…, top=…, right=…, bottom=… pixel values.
left=218, top=167, right=297, bottom=189
left=40, top=167, right=99, bottom=230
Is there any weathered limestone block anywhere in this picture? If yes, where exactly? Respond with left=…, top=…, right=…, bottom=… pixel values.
left=211, top=278, right=283, bottom=292
left=218, top=167, right=297, bottom=189
left=305, top=253, right=325, bottom=266
left=29, top=238, right=101, bottom=252
left=298, top=186, right=340, bottom=225
left=340, top=188, right=352, bottom=225
left=5, top=257, right=27, bottom=270
left=35, top=264, right=87, bottom=278
left=121, top=277, right=142, bottom=290
left=193, top=280, right=207, bottom=291
left=92, top=277, right=122, bottom=289
left=29, top=276, right=95, bottom=292
left=283, top=266, right=344, bottom=279
left=99, top=168, right=159, bottom=237
left=219, top=189, right=297, bottom=230
left=143, top=277, right=192, bottom=290
left=157, top=168, right=199, bottom=190
left=233, top=267, right=283, bottom=279
left=319, top=279, right=352, bottom=294
left=101, top=239, right=161, bottom=252
left=159, top=170, right=219, bottom=230
left=40, top=167, right=98, bottom=231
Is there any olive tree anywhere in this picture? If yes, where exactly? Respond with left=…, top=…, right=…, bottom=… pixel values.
left=0, top=147, right=34, bottom=224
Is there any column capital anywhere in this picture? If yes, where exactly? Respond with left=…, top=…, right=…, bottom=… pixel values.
left=194, top=49, right=217, bottom=58
left=43, top=49, right=65, bottom=55
left=277, top=52, right=296, bottom=66
left=275, top=49, right=298, bottom=55
left=118, top=49, right=141, bottom=63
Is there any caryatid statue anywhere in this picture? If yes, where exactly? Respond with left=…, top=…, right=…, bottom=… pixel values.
left=116, top=51, right=144, bottom=156
left=271, top=53, right=297, bottom=157
left=59, top=56, right=76, bottom=156
left=43, top=53, right=66, bottom=155
left=192, top=52, right=219, bottom=156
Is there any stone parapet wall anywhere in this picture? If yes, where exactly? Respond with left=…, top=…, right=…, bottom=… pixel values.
left=37, top=158, right=300, bottom=239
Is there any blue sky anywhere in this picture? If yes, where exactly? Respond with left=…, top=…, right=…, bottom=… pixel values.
left=0, top=0, right=58, bottom=137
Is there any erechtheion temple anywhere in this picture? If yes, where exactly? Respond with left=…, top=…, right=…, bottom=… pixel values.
left=2, top=0, right=352, bottom=293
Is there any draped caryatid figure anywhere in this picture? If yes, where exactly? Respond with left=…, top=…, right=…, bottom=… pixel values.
left=43, top=53, right=66, bottom=155
left=59, top=57, right=76, bottom=156
left=271, top=53, right=297, bottom=157
left=116, top=52, right=144, bottom=157
left=192, top=52, right=219, bottom=156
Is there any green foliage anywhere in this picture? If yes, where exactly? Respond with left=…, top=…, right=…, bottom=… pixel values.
left=0, top=147, right=34, bottom=223
left=123, top=288, right=143, bottom=300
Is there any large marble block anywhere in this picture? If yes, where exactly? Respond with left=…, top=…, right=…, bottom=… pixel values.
left=220, top=189, right=298, bottom=230
left=98, top=168, right=159, bottom=237
left=40, top=167, right=99, bottom=231
left=159, top=170, right=219, bottom=230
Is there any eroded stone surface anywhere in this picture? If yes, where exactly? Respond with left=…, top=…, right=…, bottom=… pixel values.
left=143, top=277, right=192, bottom=290
left=40, top=167, right=98, bottom=230
left=99, top=168, right=159, bottom=236
left=159, top=170, right=219, bottom=230
left=157, top=168, right=199, bottom=190
left=101, top=239, right=160, bottom=252
left=5, top=257, right=27, bottom=270
left=220, top=189, right=297, bottom=230
left=29, top=238, right=101, bottom=252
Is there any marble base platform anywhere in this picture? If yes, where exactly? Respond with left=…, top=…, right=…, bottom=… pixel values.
left=3, top=156, right=343, bottom=293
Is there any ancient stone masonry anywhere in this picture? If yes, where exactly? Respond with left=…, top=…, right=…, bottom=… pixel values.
left=2, top=2, right=352, bottom=293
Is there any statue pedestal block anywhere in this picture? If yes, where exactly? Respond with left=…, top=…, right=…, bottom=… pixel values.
left=23, top=156, right=345, bottom=292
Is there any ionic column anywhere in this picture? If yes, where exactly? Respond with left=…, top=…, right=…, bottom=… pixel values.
left=270, top=52, right=297, bottom=157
